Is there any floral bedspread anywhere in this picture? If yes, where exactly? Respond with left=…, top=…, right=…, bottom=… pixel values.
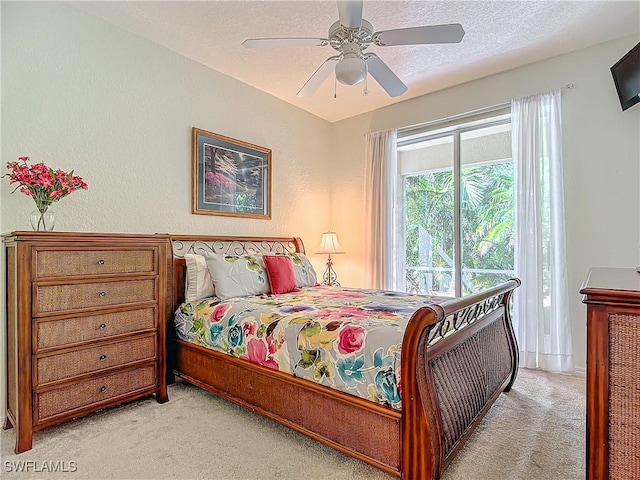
left=174, top=286, right=449, bottom=410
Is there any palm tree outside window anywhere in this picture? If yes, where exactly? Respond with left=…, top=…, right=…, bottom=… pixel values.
left=396, top=112, right=514, bottom=296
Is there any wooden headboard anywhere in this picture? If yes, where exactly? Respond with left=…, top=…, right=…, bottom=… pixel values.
left=169, top=235, right=305, bottom=310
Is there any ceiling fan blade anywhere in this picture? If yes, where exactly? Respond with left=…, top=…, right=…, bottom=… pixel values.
left=374, top=24, right=465, bottom=46
left=242, top=38, right=329, bottom=48
left=297, top=56, right=340, bottom=98
left=337, top=0, right=363, bottom=29
left=365, top=54, right=407, bottom=97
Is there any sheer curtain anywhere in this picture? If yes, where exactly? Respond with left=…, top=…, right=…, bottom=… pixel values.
left=364, top=129, right=397, bottom=289
left=512, top=89, right=574, bottom=372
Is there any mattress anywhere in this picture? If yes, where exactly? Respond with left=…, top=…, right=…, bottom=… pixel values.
left=174, top=285, right=449, bottom=409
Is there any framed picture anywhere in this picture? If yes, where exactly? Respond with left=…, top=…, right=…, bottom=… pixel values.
left=192, top=127, right=271, bottom=219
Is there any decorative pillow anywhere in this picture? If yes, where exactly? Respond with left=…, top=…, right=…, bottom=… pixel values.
left=263, top=255, right=299, bottom=295
left=184, top=254, right=216, bottom=302
left=203, top=252, right=270, bottom=300
left=281, top=252, right=318, bottom=287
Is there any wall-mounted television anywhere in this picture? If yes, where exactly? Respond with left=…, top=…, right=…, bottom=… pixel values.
left=611, top=42, right=640, bottom=111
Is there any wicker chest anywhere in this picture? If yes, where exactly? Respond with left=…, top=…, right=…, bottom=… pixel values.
left=581, top=267, right=640, bottom=480
left=2, top=232, right=171, bottom=454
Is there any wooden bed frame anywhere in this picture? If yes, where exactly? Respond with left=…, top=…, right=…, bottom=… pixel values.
left=168, top=235, right=520, bottom=480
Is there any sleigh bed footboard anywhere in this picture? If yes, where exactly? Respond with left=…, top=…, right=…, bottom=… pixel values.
left=401, top=279, right=520, bottom=479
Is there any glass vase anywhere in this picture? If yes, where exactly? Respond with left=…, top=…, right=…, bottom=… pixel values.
left=30, top=208, right=55, bottom=231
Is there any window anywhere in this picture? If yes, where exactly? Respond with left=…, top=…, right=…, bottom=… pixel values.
left=396, top=111, right=514, bottom=296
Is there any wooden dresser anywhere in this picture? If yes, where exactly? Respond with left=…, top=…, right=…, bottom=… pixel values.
left=581, top=267, right=640, bottom=480
left=2, top=231, right=171, bottom=454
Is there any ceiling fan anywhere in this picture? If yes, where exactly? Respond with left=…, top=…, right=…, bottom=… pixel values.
left=242, top=0, right=465, bottom=98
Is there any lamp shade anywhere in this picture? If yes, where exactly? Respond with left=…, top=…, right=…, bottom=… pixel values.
left=317, top=231, right=345, bottom=254
left=335, top=54, right=367, bottom=86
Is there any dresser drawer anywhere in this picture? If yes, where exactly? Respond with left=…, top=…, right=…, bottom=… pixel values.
left=35, top=364, right=157, bottom=423
left=35, top=248, right=156, bottom=279
left=35, top=308, right=156, bottom=351
left=35, top=279, right=156, bottom=315
left=35, top=335, right=157, bottom=385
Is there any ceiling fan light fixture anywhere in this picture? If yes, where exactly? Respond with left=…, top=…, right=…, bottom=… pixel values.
left=335, top=53, right=367, bottom=86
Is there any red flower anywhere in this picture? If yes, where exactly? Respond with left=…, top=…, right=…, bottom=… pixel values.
left=242, top=339, right=279, bottom=370
left=337, top=325, right=366, bottom=355
left=205, top=171, right=233, bottom=189
left=38, top=175, right=54, bottom=189
left=243, top=321, right=257, bottom=337
left=314, top=306, right=369, bottom=321
left=3, top=156, right=88, bottom=212
left=265, top=331, right=285, bottom=356
left=210, top=303, right=231, bottom=322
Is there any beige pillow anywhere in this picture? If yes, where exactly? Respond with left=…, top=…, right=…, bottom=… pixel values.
left=184, top=253, right=216, bottom=302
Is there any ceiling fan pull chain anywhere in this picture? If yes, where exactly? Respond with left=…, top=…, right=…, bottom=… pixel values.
left=334, top=75, right=338, bottom=99
left=363, top=74, right=369, bottom=96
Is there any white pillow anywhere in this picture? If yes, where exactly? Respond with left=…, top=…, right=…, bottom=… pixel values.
left=203, top=252, right=270, bottom=300
left=184, top=254, right=216, bottom=302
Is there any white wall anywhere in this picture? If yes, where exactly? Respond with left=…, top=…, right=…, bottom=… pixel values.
left=0, top=2, right=333, bottom=420
left=330, top=34, right=640, bottom=372
left=1, top=2, right=333, bottom=237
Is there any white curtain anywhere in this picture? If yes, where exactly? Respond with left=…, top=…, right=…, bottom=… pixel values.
left=512, top=89, right=574, bottom=372
left=364, top=129, right=397, bottom=289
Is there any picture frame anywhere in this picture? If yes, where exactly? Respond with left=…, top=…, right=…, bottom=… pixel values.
left=192, top=127, right=271, bottom=219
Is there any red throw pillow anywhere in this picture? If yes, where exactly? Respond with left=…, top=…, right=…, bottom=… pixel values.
left=264, top=255, right=299, bottom=295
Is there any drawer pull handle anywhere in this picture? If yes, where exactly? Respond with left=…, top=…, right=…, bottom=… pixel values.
left=100, top=386, right=107, bottom=393
left=99, top=323, right=107, bottom=329
left=99, top=291, right=106, bottom=297
left=98, top=259, right=105, bottom=265
left=99, top=354, right=107, bottom=361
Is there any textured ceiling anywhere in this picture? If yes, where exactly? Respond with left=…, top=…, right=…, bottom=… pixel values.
left=70, top=1, right=640, bottom=123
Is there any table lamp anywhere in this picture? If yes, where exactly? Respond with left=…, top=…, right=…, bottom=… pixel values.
left=317, top=231, right=345, bottom=286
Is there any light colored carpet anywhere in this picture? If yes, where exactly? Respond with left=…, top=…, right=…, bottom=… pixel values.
left=0, top=368, right=584, bottom=480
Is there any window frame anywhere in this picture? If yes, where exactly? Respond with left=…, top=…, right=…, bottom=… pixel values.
left=396, top=111, right=513, bottom=297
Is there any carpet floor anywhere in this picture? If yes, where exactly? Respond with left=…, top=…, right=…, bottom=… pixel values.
left=1, top=368, right=585, bottom=480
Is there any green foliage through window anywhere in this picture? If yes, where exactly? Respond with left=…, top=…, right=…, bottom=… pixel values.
left=404, top=161, right=514, bottom=295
